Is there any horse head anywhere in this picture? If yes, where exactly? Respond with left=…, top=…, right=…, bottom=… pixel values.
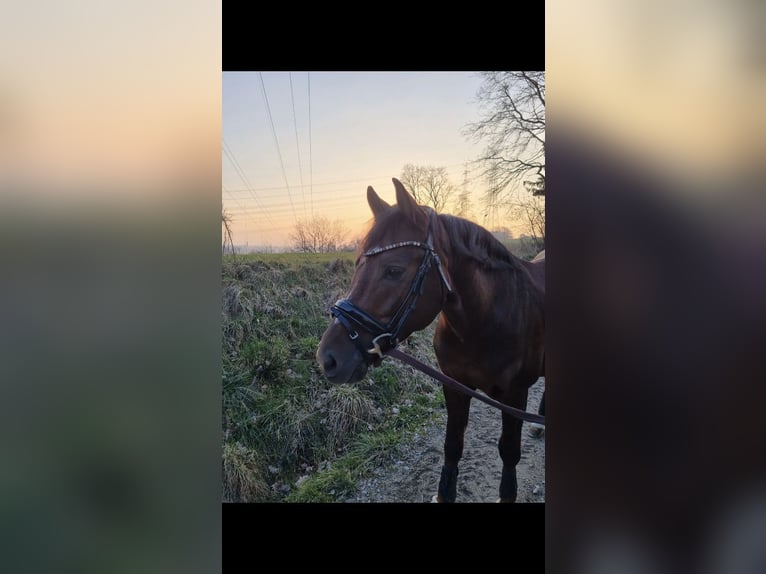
left=316, top=178, right=452, bottom=383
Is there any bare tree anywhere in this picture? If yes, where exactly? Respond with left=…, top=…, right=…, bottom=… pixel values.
left=465, top=71, right=545, bottom=202
left=222, top=207, right=235, bottom=256
left=399, top=164, right=456, bottom=212
left=510, top=193, right=545, bottom=253
left=289, top=216, right=349, bottom=253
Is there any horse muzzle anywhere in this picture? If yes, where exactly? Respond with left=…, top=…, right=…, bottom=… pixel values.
left=316, top=323, right=371, bottom=384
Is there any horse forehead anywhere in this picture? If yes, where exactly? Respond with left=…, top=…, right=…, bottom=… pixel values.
left=366, top=213, right=423, bottom=247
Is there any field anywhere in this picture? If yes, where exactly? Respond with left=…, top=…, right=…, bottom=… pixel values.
left=221, top=251, right=446, bottom=502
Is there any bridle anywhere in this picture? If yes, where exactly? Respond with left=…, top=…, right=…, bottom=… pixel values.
left=331, top=216, right=452, bottom=360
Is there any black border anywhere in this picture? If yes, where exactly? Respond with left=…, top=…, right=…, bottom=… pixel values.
left=224, top=503, right=544, bottom=566
left=223, top=6, right=544, bottom=71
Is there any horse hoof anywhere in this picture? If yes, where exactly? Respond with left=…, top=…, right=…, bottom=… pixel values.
left=496, top=498, right=514, bottom=503
left=528, top=423, right=545, bottom=438
left=431, top=494, right=442, bottom=503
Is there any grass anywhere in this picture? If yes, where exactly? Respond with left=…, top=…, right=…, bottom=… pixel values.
left=224, top=251, right=356, bottom=267
left=284, top=430, right=402, bottom=503
left=222, top=442, right=271, bottom=502
left=324, top=384, right=377, bottom=446
left=221, top=251, right=446, bottom=502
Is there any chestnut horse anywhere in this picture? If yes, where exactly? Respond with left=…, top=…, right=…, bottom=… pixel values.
left=316, top=178, right=545, bottom=502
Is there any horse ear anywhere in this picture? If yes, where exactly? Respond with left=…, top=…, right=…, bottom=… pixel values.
left=367, top=186, right=391, bottom=218
left=392, top=178, right=421, bottom=222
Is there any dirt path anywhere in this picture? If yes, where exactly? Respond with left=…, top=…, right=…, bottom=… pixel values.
left=346, top=377, right=545, bottom=503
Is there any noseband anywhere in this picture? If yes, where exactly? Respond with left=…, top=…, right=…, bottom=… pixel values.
left=331, top=218, right=452, bottom=360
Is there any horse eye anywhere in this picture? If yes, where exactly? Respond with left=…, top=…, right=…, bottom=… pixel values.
left=384, top=266, right=404, bottom=280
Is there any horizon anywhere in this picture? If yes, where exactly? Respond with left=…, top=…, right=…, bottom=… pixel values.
left=226, top=226, right=538, bottom=254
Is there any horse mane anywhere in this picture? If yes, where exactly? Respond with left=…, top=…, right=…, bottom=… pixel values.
left=438, top=214, right=523, bottom=272
left=360, top=208, right=526, bottom=276
left=437, top=213, right=543, bottom=343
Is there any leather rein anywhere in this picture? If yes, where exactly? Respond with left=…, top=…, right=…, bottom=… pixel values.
left=387, top=348, right=545, bottom=425
left=330, top=217, right=545, bottom=426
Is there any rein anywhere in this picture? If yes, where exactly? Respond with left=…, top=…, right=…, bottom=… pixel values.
left=387, top=348, right=546, bottom=425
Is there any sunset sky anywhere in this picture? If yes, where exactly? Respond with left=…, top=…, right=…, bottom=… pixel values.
left=2, top=0, right=220, bottom=196
left=222, top=72, right=501, bottom=250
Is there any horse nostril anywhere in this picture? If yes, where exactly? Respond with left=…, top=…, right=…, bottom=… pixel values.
left=322, top=351, right=337, bottom=375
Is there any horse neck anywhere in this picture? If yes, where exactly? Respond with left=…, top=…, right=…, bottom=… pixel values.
left=436, top=215, right=542, bottom=339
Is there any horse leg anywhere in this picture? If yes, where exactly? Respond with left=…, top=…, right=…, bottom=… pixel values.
left=498, top=387, right=529, bottom=502
left=433, top=386, right=471, bottom=503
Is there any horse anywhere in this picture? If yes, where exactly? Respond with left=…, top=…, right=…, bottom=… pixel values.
left=316, top=178, right=545, bottom=502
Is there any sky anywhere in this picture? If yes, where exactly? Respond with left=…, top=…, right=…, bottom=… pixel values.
left=2, top=0, right=220, bottom=196
left=222, top=72, right=496, bottom=250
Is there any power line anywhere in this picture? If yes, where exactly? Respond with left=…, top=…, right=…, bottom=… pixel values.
left=222, top=138, right=277, bottom=227
left=289, top=72, right=307, bottom=218
left=222, top=183, right=269, bottom=248
left=222, top=184, right=261, bottom=221
left=223, top=163, right=474, bottom=195
left=225, top=184, right=379, bottom=201
left=308, top=72, right=313, bottom=217
left=227, top=194, right=377, bottom=215
left=258, top=72, right=298, bottom=224
left=222, top=155, right=488, bottom=228
left=223, top=176, right=390, bottom=195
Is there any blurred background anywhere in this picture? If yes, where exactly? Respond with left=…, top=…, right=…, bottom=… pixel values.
left=1, top=0, right=764, bottom=572
left=1, top=1, right=222, bottom=572
left=547, top=0, right=766, bottom=572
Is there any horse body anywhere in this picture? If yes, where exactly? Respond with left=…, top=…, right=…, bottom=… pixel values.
left=316, top=178, right=544, bottom=502
left=429, top=216, right=544, bottom=501
left=434, top=241, right=543, bottom=388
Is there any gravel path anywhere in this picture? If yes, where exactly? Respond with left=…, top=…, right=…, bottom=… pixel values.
left=346, top=377, right=546, bottom=503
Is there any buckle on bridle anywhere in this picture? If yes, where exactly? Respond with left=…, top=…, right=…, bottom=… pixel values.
left=368, top=333, right=395, bottom=359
